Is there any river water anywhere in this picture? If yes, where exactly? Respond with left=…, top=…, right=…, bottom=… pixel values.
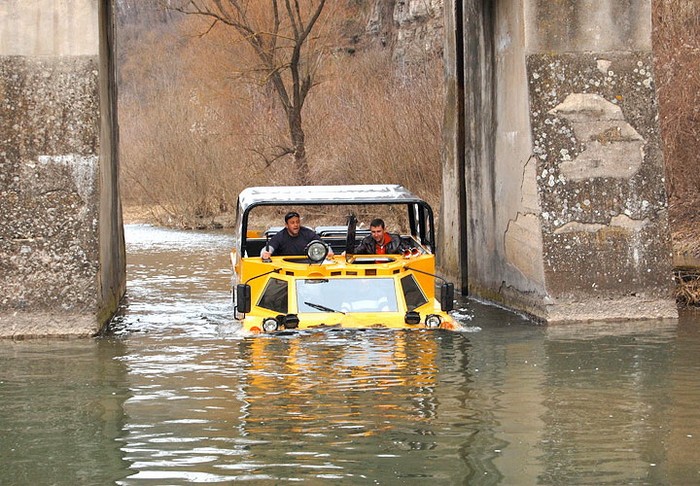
left=1, top=224, right=699, bottom=485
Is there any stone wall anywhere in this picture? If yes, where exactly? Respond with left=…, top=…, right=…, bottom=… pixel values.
left=0, top=0, right=125, bottom=337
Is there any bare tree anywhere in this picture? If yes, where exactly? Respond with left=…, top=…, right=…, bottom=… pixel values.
left=170, top=0, right=329, bottom=185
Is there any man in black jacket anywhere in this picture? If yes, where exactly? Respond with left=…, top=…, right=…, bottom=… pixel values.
left=261, top=211, right=334, bottom=259
left=354, top=218, right=402, bottom=255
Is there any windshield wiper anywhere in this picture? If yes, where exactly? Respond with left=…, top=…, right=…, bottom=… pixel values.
left=304, top=301, right=346, bottom=314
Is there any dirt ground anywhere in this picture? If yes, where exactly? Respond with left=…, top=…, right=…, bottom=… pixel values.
left=121, top=205, right=236, bottom=229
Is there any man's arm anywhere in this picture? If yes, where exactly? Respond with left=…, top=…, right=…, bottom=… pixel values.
left=387, top=235, right=404, bottom=254
left=353, top=236, right=372, bottom=254
left=260, top=245, right=276, bottom=258
left=261, top=231, right=284, bottom=259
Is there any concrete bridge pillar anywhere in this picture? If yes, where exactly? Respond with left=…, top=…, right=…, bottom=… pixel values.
left=440, top=0, right=678, bottom=322
left=0, top=1, right=124, bottom=337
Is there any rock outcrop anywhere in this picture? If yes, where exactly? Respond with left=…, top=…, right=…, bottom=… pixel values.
left=365, top=0, right=444, bottom=63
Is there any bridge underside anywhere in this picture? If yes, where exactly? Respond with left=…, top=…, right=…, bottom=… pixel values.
left=439, top=0, right=677, bottom=322
left=0, top=1, right=677, bottom=337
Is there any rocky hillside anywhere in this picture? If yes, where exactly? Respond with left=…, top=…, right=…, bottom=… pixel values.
left=115, top=1, right=444, bottom=64
left=364, top=0, right=444, bottom=62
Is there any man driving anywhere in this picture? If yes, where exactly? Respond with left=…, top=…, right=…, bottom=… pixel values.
left=261, top=211, right=334, bottom=259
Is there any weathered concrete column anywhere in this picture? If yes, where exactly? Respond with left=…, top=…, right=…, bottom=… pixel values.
left=0, top=1, right=125, bottom=337
left=440, top=0, right=677, bottom=322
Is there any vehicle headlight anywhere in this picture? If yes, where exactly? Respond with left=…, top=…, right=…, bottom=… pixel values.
left=425, top=314, right=442, bottom=328
left=305, top=241, right=329, bottom=263
left=405, top=311, right=421, bottom=325
left=283, top=314, right=299, bottom=329
left=262, top=317, right=279, bottom=332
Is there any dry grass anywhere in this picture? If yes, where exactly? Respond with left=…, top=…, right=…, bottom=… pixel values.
left=675, top=270, right=700, bottom=307
left=653, top=0, right=700, bottom=199
left=118, top=10, right=443, bottom=227
left=119, top=16, right=290, bottom=227
left=653, top=0, right=700, bottom=272
left=305, top=50, right=444, bottom=209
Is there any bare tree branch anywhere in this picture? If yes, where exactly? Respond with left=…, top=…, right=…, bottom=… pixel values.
left=167, top=0, right=329, bottom=185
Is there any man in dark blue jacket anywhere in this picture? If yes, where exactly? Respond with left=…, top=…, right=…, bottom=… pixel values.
left=261, top=211, right=334, bottom=259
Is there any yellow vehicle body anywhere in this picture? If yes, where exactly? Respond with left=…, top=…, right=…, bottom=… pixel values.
left=232, top=251, right=457, bottom=334
left=231, top=184, right=458, bottom=334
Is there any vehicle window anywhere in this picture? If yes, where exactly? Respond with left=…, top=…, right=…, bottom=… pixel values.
left=401, top=275, right=428, bottom=310
left=296, top=278, right=398, bottom=313
left=258, top=277, right=288, bottom=313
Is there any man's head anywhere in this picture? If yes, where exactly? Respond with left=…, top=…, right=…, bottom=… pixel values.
left=369, top=218, right=386, bottom=243
left=284, top=211, right=301, bottom=237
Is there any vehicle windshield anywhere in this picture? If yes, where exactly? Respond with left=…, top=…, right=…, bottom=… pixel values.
left=296, top=278, right=399, bottom=313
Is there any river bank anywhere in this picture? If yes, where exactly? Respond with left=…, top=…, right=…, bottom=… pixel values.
left=122, top=204, right=236, bottom=230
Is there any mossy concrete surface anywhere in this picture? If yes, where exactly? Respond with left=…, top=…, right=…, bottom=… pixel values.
left=527, top=52, right=676, bottom=321
left=0, top=1, right=124, bottom=338
left=0, top=57, right=102, bottom=337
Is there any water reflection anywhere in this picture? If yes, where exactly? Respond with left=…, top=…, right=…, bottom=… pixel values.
left=117, top=330, right=483, bottom=483
left=539, top=323, right=671, bottom=484
left=0, top=338, right=131, bottom=484
left=1, top=225, right=699, bottom=485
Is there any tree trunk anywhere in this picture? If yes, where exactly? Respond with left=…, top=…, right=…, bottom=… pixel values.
left=289, top=109, right=310, bottom=185
left=293, top=146, right=310, bottom=186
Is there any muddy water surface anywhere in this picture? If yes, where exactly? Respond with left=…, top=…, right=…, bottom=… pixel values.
left=1, top=224, right=699, bottom=484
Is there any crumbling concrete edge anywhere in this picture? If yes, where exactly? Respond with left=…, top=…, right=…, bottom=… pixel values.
left=542, top=297, right=679, bottom=323
left=0, top=312, right=100, bottom=339
left=469, top=279, right=678, bottom=324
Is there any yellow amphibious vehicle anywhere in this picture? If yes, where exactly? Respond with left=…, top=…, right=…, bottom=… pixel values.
left=231, top=185, right=457, bottom=334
